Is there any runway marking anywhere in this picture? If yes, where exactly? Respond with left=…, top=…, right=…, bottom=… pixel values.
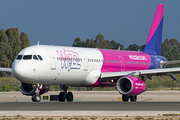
left=140, top=98, right=153, bottom=102
left=1, top=111, right=180, bottom=116
left=73, top=99, right=84, bottom=101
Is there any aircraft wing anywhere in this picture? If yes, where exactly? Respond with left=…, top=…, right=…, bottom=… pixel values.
left=161, top=60, right=180, bottom=65
left=100, top=67, right=180, bottom=81
left=0, top=67, right=12, bottom=76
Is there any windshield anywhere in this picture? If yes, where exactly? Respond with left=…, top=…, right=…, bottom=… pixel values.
left=16, top=55, right=23, bottom=60
left=33, top=55, right=39, bottom=60
left=23, top=55, right=32, bottom=60
left=37, top=55, right=43, bottom=60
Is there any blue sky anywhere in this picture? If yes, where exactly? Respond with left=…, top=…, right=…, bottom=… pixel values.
left=0, top=0, right=180, bottom=48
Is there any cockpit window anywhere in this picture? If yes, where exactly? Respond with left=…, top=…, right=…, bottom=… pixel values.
left=37, top=55, right=43, bottom=60
left=23, top=55, right=32, bottom=60
left=16, top=55, right=23, bottom=60
left=33, top=55, right=39, bottom=60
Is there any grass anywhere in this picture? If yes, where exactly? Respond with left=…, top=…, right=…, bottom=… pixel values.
left=1, top=74, right=180, bottom=91
left=134, top=117, right=144, bottom=120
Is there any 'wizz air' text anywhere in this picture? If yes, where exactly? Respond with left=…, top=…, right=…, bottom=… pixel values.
left=56, top=49, right=81, bottom=71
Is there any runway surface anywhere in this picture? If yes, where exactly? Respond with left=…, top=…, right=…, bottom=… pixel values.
left=0, top=102, right=180, bottom=111
left=1, top=91, right=180, bottom=102
left=0, top=91, right=180, bottom=116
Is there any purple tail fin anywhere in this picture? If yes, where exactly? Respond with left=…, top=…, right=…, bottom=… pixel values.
left=143, top=4, right=164, bottom=55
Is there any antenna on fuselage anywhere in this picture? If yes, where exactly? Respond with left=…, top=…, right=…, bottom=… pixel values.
left=37, top=41, right=39, bottom=46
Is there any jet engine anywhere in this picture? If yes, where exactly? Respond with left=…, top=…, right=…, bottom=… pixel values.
left=19, top=82, right=49, bottom=96
left=116, top=76, right=146, bottom=96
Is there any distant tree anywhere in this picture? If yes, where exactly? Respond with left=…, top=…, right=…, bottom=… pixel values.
left=105, top=40, right=112, bottom=49
left=0, top=28, right=30, bottom=77
left=72, top=34, right=124, bottom=49
left=161, top=39, right=170, bottom=57
left=94, top=34, right=106, bottom=48
left=0, top=29, right=11, bottom=76
left=126, top=44, right=145, bottom=51
left=89, top=38, right=95, bottom=48
left=140, top=44, right=146, bottom=51
left=5, top=28, right=21, bottom=61
left=20, top=32, right=30, bottom=49
left=73, top=37, right=82, bottom=47
left=0, top=29, right=11, bottom=68
left=85, top=39, right=90, bottom=47
left=110, top=40, right=124, bottom=50
left=127, top=44, right=140, bottom=51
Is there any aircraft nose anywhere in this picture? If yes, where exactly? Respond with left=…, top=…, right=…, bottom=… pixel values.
left=12, top=61, right=28, bottom=80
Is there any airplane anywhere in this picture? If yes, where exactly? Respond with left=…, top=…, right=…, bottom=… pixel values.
left=1, top=4, right=180, bottom=102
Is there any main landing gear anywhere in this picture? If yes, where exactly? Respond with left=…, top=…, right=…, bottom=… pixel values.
left=122, top=95, right=137, bottom=102
left=32, top=84, right=41, bottom=102
left=59, top=85, right=73, bottom=102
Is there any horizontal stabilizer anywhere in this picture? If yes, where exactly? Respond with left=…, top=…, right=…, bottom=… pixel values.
left=161, top=60, right=180, bottom=65
left=160, top=60, right=180, bottom=68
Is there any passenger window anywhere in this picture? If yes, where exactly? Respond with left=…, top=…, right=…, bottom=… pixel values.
left=23, top=55, right=32, bottom=60
left=16, top=55, right=23, bottom=60
left=37, top=55, right=43, bottom=60
left=33, top=55, right=39, bottom=60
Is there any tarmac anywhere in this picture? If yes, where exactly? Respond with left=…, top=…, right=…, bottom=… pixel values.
left=0, top=91, right=180, bottom=116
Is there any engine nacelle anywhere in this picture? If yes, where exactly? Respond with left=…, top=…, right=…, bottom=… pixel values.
left=19, top=82, right=49, bottom=96
left=117, top=76, right=146, bottom=96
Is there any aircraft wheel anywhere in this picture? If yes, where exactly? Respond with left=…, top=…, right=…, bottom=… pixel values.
left=66, top=92, right=73, bottom=102
left=32, top=95, right=41, bottom=102
left=32, top=95, right=36, bottom=102
left=122, top=95, right=129, bottom=102
left=130, top=95, right=137, bottom=102
left=59, top=92, right=65, bottom=102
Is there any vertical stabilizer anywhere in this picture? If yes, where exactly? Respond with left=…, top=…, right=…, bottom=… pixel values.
left=143, top=4, right=164, bottom=55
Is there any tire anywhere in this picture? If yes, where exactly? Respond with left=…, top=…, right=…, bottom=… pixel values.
left=32, top=95, right=36, bottom=102
left=130, top=95, right=137, bottom=102
left=66, top=92, right=73, bottom=102
left=59, top=92, right=65, bottom=102
left=122, top=95, right=129, bottom=102
left=32, top=95, right=41, bottom=102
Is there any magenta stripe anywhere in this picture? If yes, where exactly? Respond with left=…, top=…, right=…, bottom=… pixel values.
left=99, top=49, right=151, bottom=72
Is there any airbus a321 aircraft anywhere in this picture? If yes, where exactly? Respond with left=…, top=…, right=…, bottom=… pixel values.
left=1, top=4, right=180, bottom=102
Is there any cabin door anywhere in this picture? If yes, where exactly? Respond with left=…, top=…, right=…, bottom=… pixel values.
left=80, top=51, right=88, bottom=71
left=119, top=56, right=125, bottom=71
left=46, top=49, right=56, bottom=70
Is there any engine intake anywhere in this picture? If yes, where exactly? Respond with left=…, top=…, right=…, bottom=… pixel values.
left=19, top=82, right=49, bottom=96
left=117, top=76, right=146, bottom=96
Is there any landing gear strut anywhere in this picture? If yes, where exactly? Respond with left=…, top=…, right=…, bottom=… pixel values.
left=122, top=95, right=137, bottom=102
left=59, top=85, right=73, bottom=102
left=31, top=84, right=41, bottom=102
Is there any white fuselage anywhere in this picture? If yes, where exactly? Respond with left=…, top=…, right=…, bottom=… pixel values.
left=12, top=45, right=103, bottom=86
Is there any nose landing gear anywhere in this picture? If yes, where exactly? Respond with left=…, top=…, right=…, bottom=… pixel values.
left=59, top=85, right=73, bottom=102
left=31, top=84, right=41, bottom=102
